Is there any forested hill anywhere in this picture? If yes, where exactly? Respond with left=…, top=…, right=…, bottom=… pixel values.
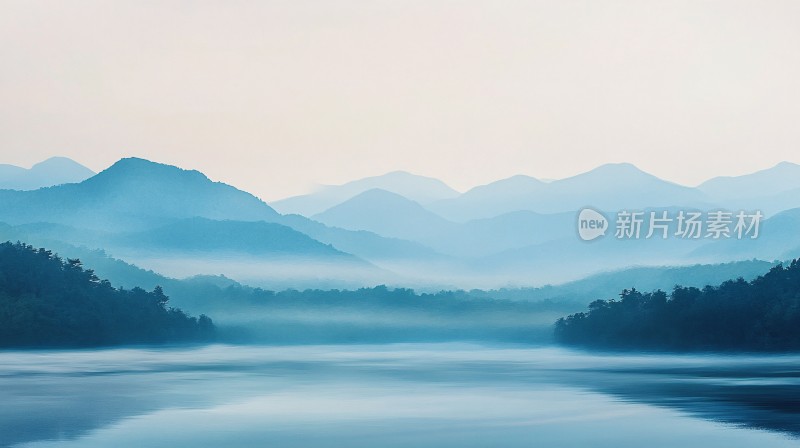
left=0, top=241, right=214, bottom=348
left=555, top=259, right=800, bottom=351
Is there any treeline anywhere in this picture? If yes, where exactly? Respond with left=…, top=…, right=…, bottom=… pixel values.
left=0, top=242, right=214, bottom=348
left=555, top=259, right=800, bottom=351
left=187, top=283, right=574, bottom=313
left=184, top=284, right=568, bottom=343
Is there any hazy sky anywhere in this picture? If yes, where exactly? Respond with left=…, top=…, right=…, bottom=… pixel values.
left=1, top=0, right=799, bottom=200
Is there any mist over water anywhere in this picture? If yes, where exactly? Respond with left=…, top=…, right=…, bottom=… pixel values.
left=2, top=344, right=798, bottom=448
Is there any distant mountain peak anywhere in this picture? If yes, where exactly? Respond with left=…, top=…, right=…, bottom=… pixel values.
left=770, top=161, right=800, bottom=172
left=106, top=156, right=202, bottom=174
left=0, top=156, right=95, bottom=190
left=477, top=174, right=544, bottom=184
left=315, top=170, right=455, bottom=189
left=458, top=175, right=546, bottom=199
left=376, top=170, right=415, bottom=177
left=507, top=173, right=543, bottom=180
left=579, top=162, right=649, bottom=177
left=698, top=160, right=800, bottom=202
left=273, top=170, right=459, bottom=216
left=91, top=157, right=210, bottom=184
left=325, top=188, right=426, bottom=210
left=312, top=187, right=453, bottom=240
left=353, top=187, right=411, bottom=199
left=494, top=174, right=546, bottom=185
left=0, top=157, right=280, bottom=231
left=701, top=161, right=800, bottom=184
left=112, top=156, right=156, bottom=166
left=429, top=162, right=705, bottom=221
left=556, top=162, right=679, bottom=188
left=32, top=156, right=89, bottom=169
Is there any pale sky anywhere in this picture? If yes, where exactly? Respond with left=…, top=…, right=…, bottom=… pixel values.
left=1, top=0, right=799, bottom=200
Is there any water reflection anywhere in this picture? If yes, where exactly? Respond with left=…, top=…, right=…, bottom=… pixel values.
left=1, top=345, right=798, bottom=447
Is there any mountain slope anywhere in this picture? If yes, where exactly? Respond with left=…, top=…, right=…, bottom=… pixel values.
left=312, top=189, right=455, bottom=242
left=473, top=206, right=713, bottom=285
left=693, top=162, right=800, bottom=216
left=698, top=162, right=800, bottom=201
left=690, top=207, right=800, bottom=262
left=0, top=157, right=443, bottom=271
left=430, top=175, right=548, bottom=222
left=0, top=157, right=95, bottom=190
left=114, top=217, right=354, bottom=258
left=453, top=211, right=574, bottom=257
left=0, top=157, right=280, bottom=231
left=312, top=190, right=578, bottom=258
left=0, top=241, right=214, bottom=348
left=272, top=171, right=459, bottom=216
left=429, top=163, right=710, bottom=221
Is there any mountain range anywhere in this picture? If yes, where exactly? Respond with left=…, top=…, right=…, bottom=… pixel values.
left=1, top=156, right=799, bottom=288
left=287, top=161, right=800, bottom=223
left=312, top=188, right=575, bottom=258
left=0, top=158, right=428, bottom=287
left=272, top=170, right=459, bottom=216
left=0, top=157, right=281, bottom=231
left=430, top=163, right=711, bottom=221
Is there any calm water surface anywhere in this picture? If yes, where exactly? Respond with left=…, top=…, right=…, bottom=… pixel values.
left=1, top=344, right=798, bottom=447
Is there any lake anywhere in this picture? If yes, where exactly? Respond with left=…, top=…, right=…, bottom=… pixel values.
left=1, top=344, right=798, bottom=447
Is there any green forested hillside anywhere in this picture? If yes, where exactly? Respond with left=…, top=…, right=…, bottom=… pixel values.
left=0, top=242, right=214, bottom=348
left=556, top=260, right=800, bottom=351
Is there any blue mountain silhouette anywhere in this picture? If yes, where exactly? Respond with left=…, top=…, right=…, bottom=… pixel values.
left=0, top=157, right=95, bottom=190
